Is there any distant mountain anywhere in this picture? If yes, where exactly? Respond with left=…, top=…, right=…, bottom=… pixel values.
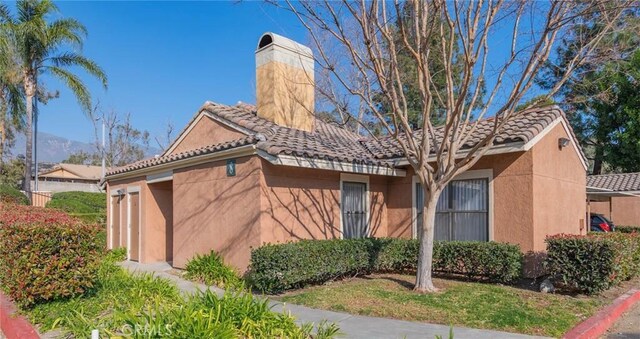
left=9, top=131, right=160, bottom=163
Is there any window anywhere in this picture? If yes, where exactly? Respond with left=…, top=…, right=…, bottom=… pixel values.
left=416, top=178, right=489, bottom=242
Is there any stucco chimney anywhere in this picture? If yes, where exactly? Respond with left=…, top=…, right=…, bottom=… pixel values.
left=255, top=32, right=315, bottom=132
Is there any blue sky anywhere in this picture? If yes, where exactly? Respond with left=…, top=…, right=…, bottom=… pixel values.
left=30, top=1, right=539, bottom=146
left=37, top=1, right=306, bottom=144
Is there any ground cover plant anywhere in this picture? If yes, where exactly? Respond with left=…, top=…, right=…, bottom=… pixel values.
left=184, top=250, right=244, bottom=289
left=27, top=249, right=339, bottom=338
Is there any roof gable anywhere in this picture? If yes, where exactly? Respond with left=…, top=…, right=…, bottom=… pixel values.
left=40, top=164, right=102, bottom=180
left=166, top=112, right=248, bottom=156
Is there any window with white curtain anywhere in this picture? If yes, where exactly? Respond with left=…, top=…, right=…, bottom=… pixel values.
left=416, top=178, right=489, bottom=241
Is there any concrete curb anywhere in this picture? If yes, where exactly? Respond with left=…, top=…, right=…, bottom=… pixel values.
left=563, top=289, right=640, bottom=339
left=0, top=293, right=39, bottom=339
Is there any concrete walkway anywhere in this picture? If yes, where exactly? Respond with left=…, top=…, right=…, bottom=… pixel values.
left=121, top=261, right=549, bottom=339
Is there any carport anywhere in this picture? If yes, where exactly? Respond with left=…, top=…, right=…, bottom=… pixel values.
left=587, top=172, right=640, bottom=228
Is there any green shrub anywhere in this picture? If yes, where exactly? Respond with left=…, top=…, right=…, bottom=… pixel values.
left=248, top=238, right=523, bottom=294
left=0, top=218, right=103, bottom=307
left=0, top=184, right=28, bottom=205
left=247, top=239, right=374, bottom=294
left=433, top=241, right=523, bottom=283
left=545, top=233, right=640, bottom=294
left=371, top=238, right=420, bottom=272
left=616, top=226, right=640, bottom=233
left=46, top=191, right=106, bottom=223
left=184, top=251, right=243, bottom=289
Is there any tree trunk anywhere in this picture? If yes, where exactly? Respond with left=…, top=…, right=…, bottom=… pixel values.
left=414, top=182, right=442, bottom=293
left=0, top=94, right=6, bottom=173
left=22, top=76, right=35, bottom=202
left=592, top=145, right=604, bottom=175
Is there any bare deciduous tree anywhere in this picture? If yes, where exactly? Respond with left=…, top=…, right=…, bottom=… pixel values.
left=92, top=108, right=150, bottom=168
left=275, top=0, right=633, bottom=292
left=154, top=119, right=175, bottom=151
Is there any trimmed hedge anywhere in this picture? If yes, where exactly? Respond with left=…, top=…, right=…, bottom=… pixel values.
left=0, top=184, right=28, bottom=205
left=247, top=239, right=373, bottom=294
left=616, top=226, right=640, bottom=233
left=0, top=204, right=103, bottom=307
left=247, top=238, right=523, bottom=294
left=46, top=191, right=106, bottom=224
left=545, top=233, right=640, bottom=294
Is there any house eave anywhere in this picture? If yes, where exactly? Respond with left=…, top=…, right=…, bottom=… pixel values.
left=388, top=141, right=526, bottom=167
left=105, top=145, right=257, bottom=182
left=257, top=150, right=406, bottom=177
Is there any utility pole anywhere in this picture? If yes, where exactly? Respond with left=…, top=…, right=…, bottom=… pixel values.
left=96, top=116, right=105, bottom=180
left=101, top=119, right=105, bottom=179
left=33, top=97, right=39, bottom=192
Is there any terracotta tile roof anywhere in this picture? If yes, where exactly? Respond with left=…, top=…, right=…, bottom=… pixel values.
left=106, top=102, right=581, bottom=177
left=106, top=136, right=258, bottom=175
left=587, top=172, right=640, bottom=192
left=203, top=102, right=384, bottom=165
left=363, top=106, right=567, bottom=159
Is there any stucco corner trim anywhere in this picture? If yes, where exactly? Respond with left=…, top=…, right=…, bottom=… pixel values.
left=257, top=150, right=406, bottom=177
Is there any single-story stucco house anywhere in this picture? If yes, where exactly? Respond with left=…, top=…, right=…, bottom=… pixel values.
left=33, top=163, right=103, bottom=193
left=588, top=172, right=640, bottom=226
left=104, top=33, right=588, bottom=272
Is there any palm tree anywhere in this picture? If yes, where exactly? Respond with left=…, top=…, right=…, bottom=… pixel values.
left=0, top=4, right=24, bottom=173
left=6, top=0, right=107, bottom=198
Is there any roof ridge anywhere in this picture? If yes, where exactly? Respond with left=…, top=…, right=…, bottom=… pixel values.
left=588, top=172, right=640, bottom=177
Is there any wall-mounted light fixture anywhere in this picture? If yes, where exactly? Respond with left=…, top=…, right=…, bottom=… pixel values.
left=117, top=189, right=125, bottom=195
left=226, top=159, right=236, bottom=177
left=558, top=137, right=570, bottom=149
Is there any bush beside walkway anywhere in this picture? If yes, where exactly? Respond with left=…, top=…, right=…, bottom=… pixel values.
left=247, top=238, right=522, bottom=294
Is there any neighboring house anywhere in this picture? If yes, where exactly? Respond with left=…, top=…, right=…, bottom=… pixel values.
left=588, top=172, right=640, bottom=226
left=33, top=163, right=103, bottom=193
left=104, top=33, right=587, bottom=272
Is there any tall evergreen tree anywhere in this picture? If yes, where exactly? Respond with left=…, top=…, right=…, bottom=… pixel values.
left=0, top=4, right=24, bottom=171
left=539, top=11, right=640, bottom=174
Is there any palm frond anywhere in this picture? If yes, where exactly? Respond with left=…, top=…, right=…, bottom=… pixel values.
left=7, top=84, right=25, bottom=130
left=47, top=66, right=92, bottom=115
left=0, top=4, right=13, bottom=23
left=47, top=52, right=107, bottom=89
left=46, top=18, right=86, bottom=49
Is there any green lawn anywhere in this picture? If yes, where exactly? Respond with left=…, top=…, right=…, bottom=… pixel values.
left=278, top=274, right=603, bottom=337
